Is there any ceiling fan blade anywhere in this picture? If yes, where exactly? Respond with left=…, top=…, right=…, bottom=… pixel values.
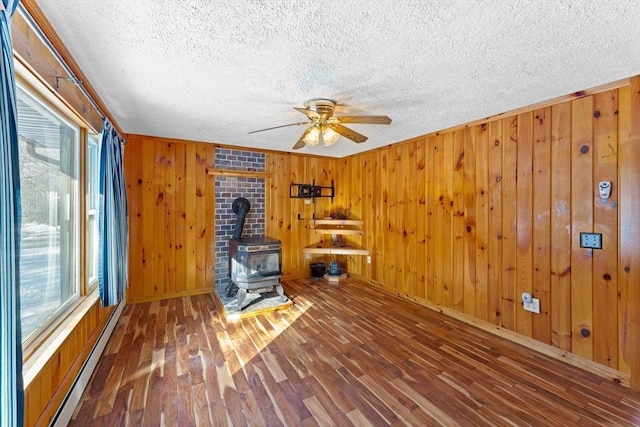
left=294, top=107, right=321, bottom=120
left=248, top=122, right=308, bottom=134
left=335, top=115, right=392, bottom=125
left=293, top=127, right=313, bottom=149
left=330, top=123, right=368, bottom=143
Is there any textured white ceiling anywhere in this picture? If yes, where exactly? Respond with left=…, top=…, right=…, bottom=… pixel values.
left=32, top=0, right=640, bottom=157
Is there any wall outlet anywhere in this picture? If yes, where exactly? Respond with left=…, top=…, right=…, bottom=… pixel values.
left=524, top=298, right=540, bottom=314
left=305, top=253, right=311, bottom=259
left=304, top=199, right=312, bottom=205
left=367, top=255, right=371, bottom=264
left=580, top=232, right=602, bottom=249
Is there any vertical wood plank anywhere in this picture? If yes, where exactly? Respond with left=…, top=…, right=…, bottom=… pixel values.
left=432, top=135, right=444, bottom=305
left=475, top=124, right=489, bottom=321
left=392, top=145, right=403, bottom=291
left=415, top=140, right=427, bottom=299
left=501, top=117, right=518, bottom=330
left=592, top=91, right=619, bottom=369
left=425, top=136, right=435, bottom=302
left=532, top=108, right=551, bottom=344
left=616, top=85, right=631, bottom=376
left=126, top=138, right=143, bottom=300
left=451, top=130, right=465, bottom=312
left=405, top=141, right=418, bottom=297
left=154, top=141, right=167, bottom=296
left=279, top=155, right=292, bottom=276
left=441, top=133, right=454, bottom=308
left=487, top=121, right=503, bottom=326
left=175, top=143, right=187, bottom=291
left=550, top=102, right=572, bottom=351
left=185, top=144, right=197, bottom=291
left=142, top=138, right=156, bottom=299
left=354, top=155, right=365, bottom=274
left=619, top=76, right=640, bottom=391
left=516, top=112, right=534, bottom=337
left=195, top=145, right=207, bottom=290
left=376, top=149, right=389, bottom=285
left=165, top=141, right=177, bottom=296
left=367, top=152, right=378, bottom=280
left=571, top=96, right=594, bottom=359
left=463, top=128, right=477, bottom=316
left=289, top=155, right=304, bottom=276
left=358, top=156, right=369, bottom=277
left=386, top=147, right=398, bottom=288
left=205, top=145, right=216, bottom=286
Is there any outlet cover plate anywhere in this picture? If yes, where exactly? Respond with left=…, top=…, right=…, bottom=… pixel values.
left=580, top=232, right=602, bottom=249
left=524, top=298, right=541, bottom=314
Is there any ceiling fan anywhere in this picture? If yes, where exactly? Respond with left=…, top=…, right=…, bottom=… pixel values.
left=248, top=98, right=392, bottom=150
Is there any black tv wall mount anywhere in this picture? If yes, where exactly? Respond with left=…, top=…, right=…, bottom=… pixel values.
left=290, top=179, right=334, bottom=202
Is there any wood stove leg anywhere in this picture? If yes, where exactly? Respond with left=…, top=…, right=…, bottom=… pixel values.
left=237, top=288, right=247, bottom=311
left=276, top=283, right=286, bottom=302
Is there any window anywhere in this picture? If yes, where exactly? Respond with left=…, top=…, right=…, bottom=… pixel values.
left=86, top=134, right=100, bottom=289
left=16, top=82, right=80, bottom=345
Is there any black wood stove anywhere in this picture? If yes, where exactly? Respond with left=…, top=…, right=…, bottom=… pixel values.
left=227, top=198, right=285, bottom=311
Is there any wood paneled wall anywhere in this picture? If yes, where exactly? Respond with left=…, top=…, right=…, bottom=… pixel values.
left=265, top=152, right=340, bottom=277
left=124, top=135, right=340, bottom=302
left=125, top=135, right=216, bottom=303
left=23, top=302, right=114, bottom=426
left=337, top=81, right=640, bottom=383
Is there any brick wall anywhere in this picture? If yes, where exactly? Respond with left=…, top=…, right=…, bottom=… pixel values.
left=214, top=148, right=266, bottom=286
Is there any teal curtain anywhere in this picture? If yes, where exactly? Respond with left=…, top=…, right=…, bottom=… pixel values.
left=0, top=0, right=24, bottom=426
left=98, top=120, right=128, bottom=306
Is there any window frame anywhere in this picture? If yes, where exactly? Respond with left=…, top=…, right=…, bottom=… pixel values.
left=86, top=133, right=100, bottom=291
left=15, top=65, right=99, bottom=357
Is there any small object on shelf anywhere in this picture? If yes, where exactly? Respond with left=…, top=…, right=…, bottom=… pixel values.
left=327, top=261, right=342, bottom=276
left=329, top=211, right=348, bottom=220
left=333, top=235, right=347, bottom=247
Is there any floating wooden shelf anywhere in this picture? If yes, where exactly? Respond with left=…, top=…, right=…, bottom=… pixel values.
left=310, top=219, right=364, bottom=235
left=304, top=218, right=368, bottom=256
left=311, top=225, right=363, bottom=235
left=312, top=219, right=363, bottom=226
left=303, top=241, right=369, bottom=256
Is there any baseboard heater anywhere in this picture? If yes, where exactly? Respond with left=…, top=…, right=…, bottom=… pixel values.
left=51, top=299, right=125, bottom=427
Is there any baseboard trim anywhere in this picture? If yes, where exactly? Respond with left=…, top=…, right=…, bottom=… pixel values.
left=51, top=299, right=125, bottom=427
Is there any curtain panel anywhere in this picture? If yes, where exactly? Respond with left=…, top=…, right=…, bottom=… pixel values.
left=0, top=0, right=24, bottom=426
left=98, top=120, right=128, bottom=306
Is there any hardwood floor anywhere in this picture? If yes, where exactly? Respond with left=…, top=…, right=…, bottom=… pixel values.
left=70, top=277, right=640, bottom=426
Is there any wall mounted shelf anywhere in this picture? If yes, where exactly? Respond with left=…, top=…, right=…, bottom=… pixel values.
left=303, top=219, right=368, bottom=256
left=310, top=219, right=364, bottom=235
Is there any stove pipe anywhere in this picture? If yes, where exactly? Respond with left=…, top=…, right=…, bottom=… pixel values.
left=232, top=197, right=251, bottom=240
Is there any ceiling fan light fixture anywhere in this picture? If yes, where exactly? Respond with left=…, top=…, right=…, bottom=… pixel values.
left=249, top=98, right=391, bottom=150
left=303, top=126, right=320, bottom=146
left=303, top=125, right=340, bottom=147
left=321, top=126, right=340, bottom=147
